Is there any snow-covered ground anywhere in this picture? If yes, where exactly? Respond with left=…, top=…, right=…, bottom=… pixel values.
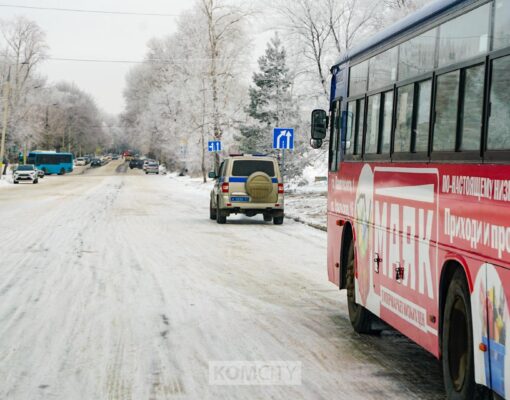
left=0, top=161, right=445, bottom=399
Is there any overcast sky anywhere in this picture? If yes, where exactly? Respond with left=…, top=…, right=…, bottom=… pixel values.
left=1, top=0, right=270, bottom=115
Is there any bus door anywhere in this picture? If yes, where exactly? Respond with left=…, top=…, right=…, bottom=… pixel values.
left=371, top=167, right=440, bottom=351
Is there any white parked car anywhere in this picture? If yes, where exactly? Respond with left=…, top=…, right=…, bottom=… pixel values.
left=13, top=164, right=39, bottom=184
left=75, top=157, right=87, bottom=166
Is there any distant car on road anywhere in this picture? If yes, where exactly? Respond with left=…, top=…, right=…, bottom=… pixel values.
left=13, top=164, right=39, bottom=184
left=90, top=158, right=102, bottom=167
left=209, top=154, right=284, bottom=225
left=75, top=157, right=87, bottom=166
left=129, top=159, right=144, bottom=169
left=145, top=162, right=159, bottom=174
left=112, top=155, right=120, bottom=160
left=35, top=167, right=45, bottom=179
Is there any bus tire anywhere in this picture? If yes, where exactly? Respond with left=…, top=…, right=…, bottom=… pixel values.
left=346, top=239, right=377, bottom=334
left=59, top=168, right=65, bottom=175
left=442, top=270, right=489, bottom=400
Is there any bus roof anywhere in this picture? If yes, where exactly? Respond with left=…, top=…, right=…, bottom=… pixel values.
left=333, top=0, right=473, bottom=67
left=29, top=151, right=73, bottom=155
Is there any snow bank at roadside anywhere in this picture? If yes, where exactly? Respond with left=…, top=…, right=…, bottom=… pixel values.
left=285, top=180, right=327, bottom=231
left=166, top=172, right=328, bottom=231
left=0, top=170, right=14, bottom=188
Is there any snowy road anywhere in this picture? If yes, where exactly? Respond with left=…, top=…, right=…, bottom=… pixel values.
left=0, top=161, right=445, bottom=399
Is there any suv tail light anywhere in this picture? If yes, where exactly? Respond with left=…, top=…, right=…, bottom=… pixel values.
left=278, top=183, right=284, bottom=194
left=221, top=182, right=229, bottom=193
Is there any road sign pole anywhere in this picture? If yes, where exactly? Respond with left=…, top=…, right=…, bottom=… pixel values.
left=282, top=148, right=285, bottom=184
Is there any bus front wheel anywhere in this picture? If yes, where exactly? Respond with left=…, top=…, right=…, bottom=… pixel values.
left=59, top=168, right=65, bottom=175
left=442, top=270, right=487, bottom=400
left=346, top=239, right=378, bottom=334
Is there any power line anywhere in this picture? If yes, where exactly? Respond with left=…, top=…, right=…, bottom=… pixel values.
left=48, top=57, right=154, bottom=64
left=0, top=4, right=179, bottom=17
left=46, top=57, right=258, bottom=65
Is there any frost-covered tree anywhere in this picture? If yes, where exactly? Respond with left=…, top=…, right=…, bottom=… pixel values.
left=122, top=2, right=250, bottom=180
left=238, top=33, right=295, bottom=154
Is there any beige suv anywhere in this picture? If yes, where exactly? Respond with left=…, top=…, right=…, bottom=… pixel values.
left=209, top=155, right=284, bottom=225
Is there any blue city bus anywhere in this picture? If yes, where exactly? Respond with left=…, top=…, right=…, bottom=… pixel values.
left=27, top=151, right=74, bottom=175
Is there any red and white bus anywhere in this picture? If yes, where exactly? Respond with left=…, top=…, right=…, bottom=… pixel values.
left=310, top=0, right=510, bottom=398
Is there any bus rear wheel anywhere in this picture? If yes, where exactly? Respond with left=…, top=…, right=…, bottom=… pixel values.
left=59, top=168, right=66, bottom=175
left=442, top=270, right=487, bottom=400
left=346, top=239, right=378, bottom=334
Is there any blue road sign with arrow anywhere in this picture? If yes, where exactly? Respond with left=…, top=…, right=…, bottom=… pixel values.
left=208, top=141, right=222, bottom=152
left=273, top=128, right=294, bottom=150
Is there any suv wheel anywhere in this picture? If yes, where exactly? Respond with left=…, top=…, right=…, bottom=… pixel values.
left=33, top=179, right=38, bottom=184
left=210, top=201, right=217, bottom=220
left=216, top=203, right=227, bottom=224
left=273, top=216, right=284, bottom=225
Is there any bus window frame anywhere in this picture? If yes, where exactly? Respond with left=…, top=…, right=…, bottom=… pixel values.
left=430, top=55, right=487, bottom=163
left=328, top=98, right=342, bottom=172
left=392, top=74, right=433, bottom=162
left=363, top=83, right=394, bottom=162
left=343, top=94, right=366, bottom=163
left=483, top=47, right=510, bottom=163
left=339, top=0, right=510, bottom=166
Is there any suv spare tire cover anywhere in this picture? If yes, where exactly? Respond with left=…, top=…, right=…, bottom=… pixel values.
left=245, top=172, right=276, bottom=202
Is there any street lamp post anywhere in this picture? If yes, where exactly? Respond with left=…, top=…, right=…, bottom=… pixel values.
left=0, top=67, right=11, bottom=178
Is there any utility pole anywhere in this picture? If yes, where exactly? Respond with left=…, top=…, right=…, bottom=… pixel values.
left=0, top=67, right=11, bottom=178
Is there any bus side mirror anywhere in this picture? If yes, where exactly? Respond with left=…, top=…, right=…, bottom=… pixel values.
left=310, top=138, right=323, bottom=149
left=311, top=109, right=328, bottom=141
left=208, top=171, right=217, bottom=179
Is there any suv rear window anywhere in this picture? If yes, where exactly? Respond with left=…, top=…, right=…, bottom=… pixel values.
left=231, top=160, right=275, bottom=177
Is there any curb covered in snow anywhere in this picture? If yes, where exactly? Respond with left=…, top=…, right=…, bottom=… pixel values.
left=285, top=213, right=327, bottom=232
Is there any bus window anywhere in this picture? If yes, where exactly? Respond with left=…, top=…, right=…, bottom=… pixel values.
left=381, top=90, right=393, bottom=154
left=395, top=84, right=414, bottom=152
left=368, top=47, right=398, bottom=91
left=399, top=28, right=436, bottom=81
left=494, top=0, right=510, bottom=49
left=488, top=56, right=510, bottom=150
left=438, top=4, right=490, bottom=68
left=434, top=71, right=459, bottom=152
left=356, top=98, right=365, bottom=156
left=460, top=64, right=484, bottom=151
left=365, top=95, right=380, bottom=154
left=349, top=61, right=368, bottom=97
left=329, top=100, right=341, bottom=171
left=415, top=80, right=431, bottom=153
left=346, top=101, right=356, bottom=155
